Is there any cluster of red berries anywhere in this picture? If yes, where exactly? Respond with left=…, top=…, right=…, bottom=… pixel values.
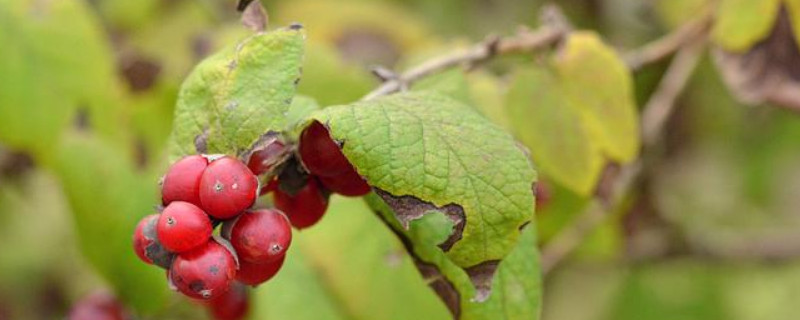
left=131, top=121, right=369, bottom=319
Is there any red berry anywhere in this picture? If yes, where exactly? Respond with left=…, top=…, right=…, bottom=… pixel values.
left=162, top=155, right=208, bottom=207
left=133, top=214, right=158, bottom=264
left=199, top=156, right=258, bottom=219
left=157, top=201, right=212, bottom=253
left=205, top=282, right=250, bottom=320
left=68, top=290, right=126, bottom=320
left=235, top=255, right=285, bottom=286
left=318, top=169, right=371, bottom=197
left=230, top=209, right=292, bottom=264
left=247, top=140, right=287, bottom=175
left=170, top=240, right=237, bottom=300
left=273, top=178, right=329, bottom=229
left=298, top=121, right=352, bottom=177
left=139, top=214, right=175, bottom=269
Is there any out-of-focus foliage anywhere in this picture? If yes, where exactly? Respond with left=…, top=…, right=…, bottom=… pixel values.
left=0, top=0, right=125, bottom=161
left=1, top=0, right=800, bottom=319
left=507, top=32, right=639, bottom=196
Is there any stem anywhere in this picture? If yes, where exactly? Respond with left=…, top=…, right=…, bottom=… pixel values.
left=622, top=12, right=713, bottom=71
left=362, top=6, right=570, bottom=101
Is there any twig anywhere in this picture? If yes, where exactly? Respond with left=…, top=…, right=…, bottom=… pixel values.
left=623, top=11, right=712, bottom=71
left=641, top=35, right=707, bottom=146
left=540, top=34, right=708, bottom=275
left=362, top=6, right=569, bottom=101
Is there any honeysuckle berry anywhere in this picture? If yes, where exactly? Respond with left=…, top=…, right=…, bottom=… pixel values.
left=133, top=214, right=158, bottom=264
left=318, top=169, right=371, bottom=197
left=273, top=178, right=329, bottom=229
left=205, top=282, right=250, bottom=320
left=140, top=212, right=175, bottom=269
left=199, top=156, right=258, bottom=219
left=298, top=121, right=353, bottom=177
left=157, top=201, right=212, bottom=253
left=229, top=209, right=292, bottom=264
left=161, top=155, right=208, bottom=207
left=170, top=240, right=237, bottom=300
left=235, top=255, right=285, bottom=286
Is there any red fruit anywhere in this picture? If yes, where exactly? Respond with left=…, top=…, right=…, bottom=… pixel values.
left=298, top=121, right=352, bottom=177
left=199, top=156, right=258, bottom=219
left=157, top=201, right=212, bottom=253
left=230, top=209, right=292, bottom=264
left=170, top=241, right=237, bottom=300
left=236, top=255, right=285, bottom=286
left=247, top=140, right=287, bottom=175
left=162, top=155, right=208, bottom=207
left=319, top=169, right=371, bottom=197
left=133, top=214, right=158, bottom=264
left=273, top=178, right=329, bottom=229
left=68, top=290, right=126, bottom=320
left=206, top=282, right=250, bottom=320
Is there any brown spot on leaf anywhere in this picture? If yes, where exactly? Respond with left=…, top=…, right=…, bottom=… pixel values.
left=236, top=0, right=254, bottom=11
left=464, top=260, right=499, bottom=302
left=713, top=6, right=800, bottom=111
left=374, top=188, right=466, bottom=252
left=118, top=54, right=161, bottom=93
left=417, top=261, right=461, bottom=318
left=0, top=148, right=34, bottom=180
left=194, top=128, right=209, bottom=154
left=372, top=207, right=462, bottom=318
left=241, top=0, right=268, bottom=32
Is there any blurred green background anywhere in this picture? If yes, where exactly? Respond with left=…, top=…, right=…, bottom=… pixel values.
left=1, top=0, right=800, bottom=319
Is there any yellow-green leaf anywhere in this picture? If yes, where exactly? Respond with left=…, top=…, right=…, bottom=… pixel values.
left=712, top=0, right=781, bottom=51
left=506, top=65, right=603, bottom=196
left=556, top=32, right=640, bottom=163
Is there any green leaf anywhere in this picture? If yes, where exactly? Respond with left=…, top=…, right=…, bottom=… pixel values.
left=168, top=27, right=305, bottom=159
left=253, top=196, right=451, bottom=320
left=507, top=65, right=603, bottom=195
left=556, top=32, right=640, bottom=163
left=52, top=133, right=168, bottom=313
left=0, top=0, right=122, bottom=161
left=712, top=0, right=781, bottom=51
left=312, top=91, right=536, bottom=269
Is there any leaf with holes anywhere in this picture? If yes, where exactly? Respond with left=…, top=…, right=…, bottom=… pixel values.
left=366, top=195, right=541, bottom=319
left=309, top=91, right=537, bottom=306
left=168, top=26, right=305, bottom=159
